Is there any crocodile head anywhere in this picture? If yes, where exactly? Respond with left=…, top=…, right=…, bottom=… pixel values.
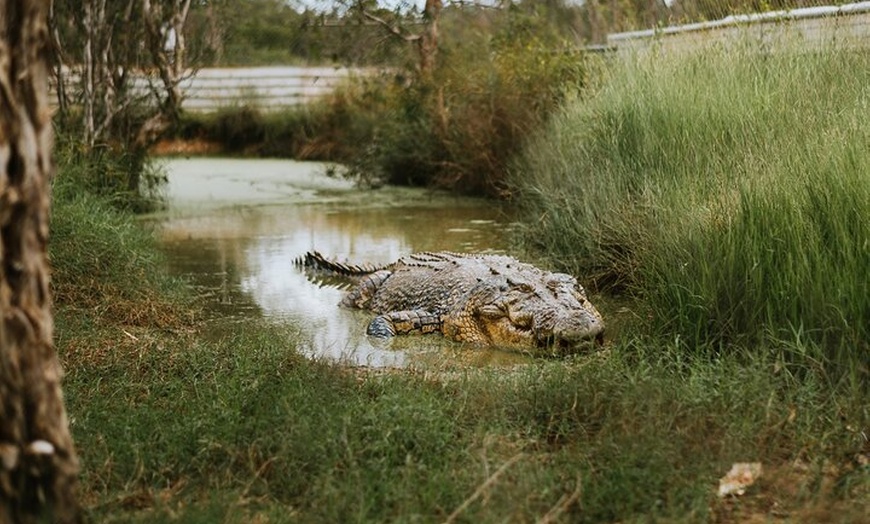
left=444, top=272, right=604, bottom=352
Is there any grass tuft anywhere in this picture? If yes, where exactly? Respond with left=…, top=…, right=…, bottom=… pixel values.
left=51, top=158, right=192, bottom=327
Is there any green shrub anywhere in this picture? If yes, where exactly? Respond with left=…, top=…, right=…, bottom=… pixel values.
left=173, top=94, right=383, bottom=161
left=53, top=133, right=166, bottom=213
left=339, top=13, right=586, bottom=197
left=173, top=8, right=587, bottom=197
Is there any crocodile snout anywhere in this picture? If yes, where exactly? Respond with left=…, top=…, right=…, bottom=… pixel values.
left=551, top=310, right=605, bottom=346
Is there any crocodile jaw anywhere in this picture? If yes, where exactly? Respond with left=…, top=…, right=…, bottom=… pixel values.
left=457, top=313, right=605, bottom=352
left=546, top=308, right=606, bottom=346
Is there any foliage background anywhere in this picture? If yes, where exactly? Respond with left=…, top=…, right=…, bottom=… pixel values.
left=184, top=1, right=847, bottom=66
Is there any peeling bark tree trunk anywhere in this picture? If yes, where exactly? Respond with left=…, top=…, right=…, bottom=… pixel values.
left=418, top=0, right=442, bottom=80
left=0, top=1, right=81, bottom=522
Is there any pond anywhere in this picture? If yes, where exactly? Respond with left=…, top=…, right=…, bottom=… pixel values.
left=154, top=157, right=532, bottom=368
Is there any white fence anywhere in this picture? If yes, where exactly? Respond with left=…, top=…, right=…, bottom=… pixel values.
left=157, top=66, right=375, bottom=112
left=607, top=1, right=870, bottom=53
left=52, top=66, right=377, bottom=114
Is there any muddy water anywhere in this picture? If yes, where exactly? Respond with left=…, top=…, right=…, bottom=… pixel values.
left=154, top=157, right=531, bottom=368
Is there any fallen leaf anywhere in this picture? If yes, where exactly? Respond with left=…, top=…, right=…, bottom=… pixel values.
left=718, top=462, right=762, bottom=497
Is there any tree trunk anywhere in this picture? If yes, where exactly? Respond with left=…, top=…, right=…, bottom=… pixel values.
left=418, top=0, right=442, bottom=79
left=142, top=0, right=193, bottom=125
left=204, top=0, right=224, bottom=65
left=0, top=1, right=81, bottom=522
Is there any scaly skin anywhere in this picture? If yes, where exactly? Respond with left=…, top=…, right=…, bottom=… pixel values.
left=300, top=251, right=605, bottom=353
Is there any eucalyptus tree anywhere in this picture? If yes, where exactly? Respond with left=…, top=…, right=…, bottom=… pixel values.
left=50, top=0, right=194, bottom=151
left=0, top=1, right=81, bottom=521
left=359, top=0, right=443, bottom=78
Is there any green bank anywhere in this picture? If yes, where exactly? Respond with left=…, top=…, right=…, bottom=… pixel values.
left=52, top=42, right=867, bottom=522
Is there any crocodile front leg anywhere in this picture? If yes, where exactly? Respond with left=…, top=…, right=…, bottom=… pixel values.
left=366, top=309, right=442, bottom=337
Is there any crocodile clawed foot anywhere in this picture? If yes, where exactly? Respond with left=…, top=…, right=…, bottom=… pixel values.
left=366, top=315, right=397, bottom=338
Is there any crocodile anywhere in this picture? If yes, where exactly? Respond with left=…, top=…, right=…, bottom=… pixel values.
left=298, top=251, right=605, bottom=352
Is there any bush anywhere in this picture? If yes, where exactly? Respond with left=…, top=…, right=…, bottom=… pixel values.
left=173, top=95, right=380, bottom=160
left=171, top=7, right=587, bottom=197
left=54, top=131, right=167, bottom=213
left=339, top=12, right=587, bottom=197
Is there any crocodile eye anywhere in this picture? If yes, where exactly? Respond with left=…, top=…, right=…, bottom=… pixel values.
left=514, top=282, right=534, bottom=293
left=512, top=313, right=533, bottom=328
left=505, top=278, right=533, bottom=293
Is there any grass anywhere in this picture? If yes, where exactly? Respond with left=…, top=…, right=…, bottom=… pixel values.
left=511, top=41, right=870, bottom=371
left=50, top=171, right=191, bottom=327
left=51, top=183, right=867, bottom=521
left=56, top=321, right=867, bottom=522
left=50, top=38, right=868, bottom=522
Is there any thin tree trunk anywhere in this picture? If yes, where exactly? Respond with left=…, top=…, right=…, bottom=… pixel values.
left=48, top=0, right=69, bottom=116
left=82, top=0, right=96, bottom=147
left=418, top=0, right=442, bottom=79
left=205, top=0, right=223, bottom=65
left=0, top=1, right=81, bottom=522
left=142, top=0, right=193, bottom=123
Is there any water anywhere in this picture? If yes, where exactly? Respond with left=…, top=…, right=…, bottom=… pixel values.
left=154, top=157, right=531, bottom=368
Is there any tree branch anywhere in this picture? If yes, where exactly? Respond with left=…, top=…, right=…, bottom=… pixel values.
left=362, top=10, right=421, bottom=42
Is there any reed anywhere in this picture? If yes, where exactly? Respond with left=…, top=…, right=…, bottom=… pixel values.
left=51, top=159, right=190, bottom=327
left=513, top=42, right=870, bottom=369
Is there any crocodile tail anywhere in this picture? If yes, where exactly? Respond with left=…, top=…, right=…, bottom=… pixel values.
left=296, top=250, right=385, bottom=276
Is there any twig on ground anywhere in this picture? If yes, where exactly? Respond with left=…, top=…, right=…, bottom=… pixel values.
left=443, top=453, right=525, bottom=523
left=537, top=477, right=583, bottom=524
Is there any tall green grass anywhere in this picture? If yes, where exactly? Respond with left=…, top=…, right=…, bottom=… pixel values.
left=512, top=42, right=870, bottom=368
